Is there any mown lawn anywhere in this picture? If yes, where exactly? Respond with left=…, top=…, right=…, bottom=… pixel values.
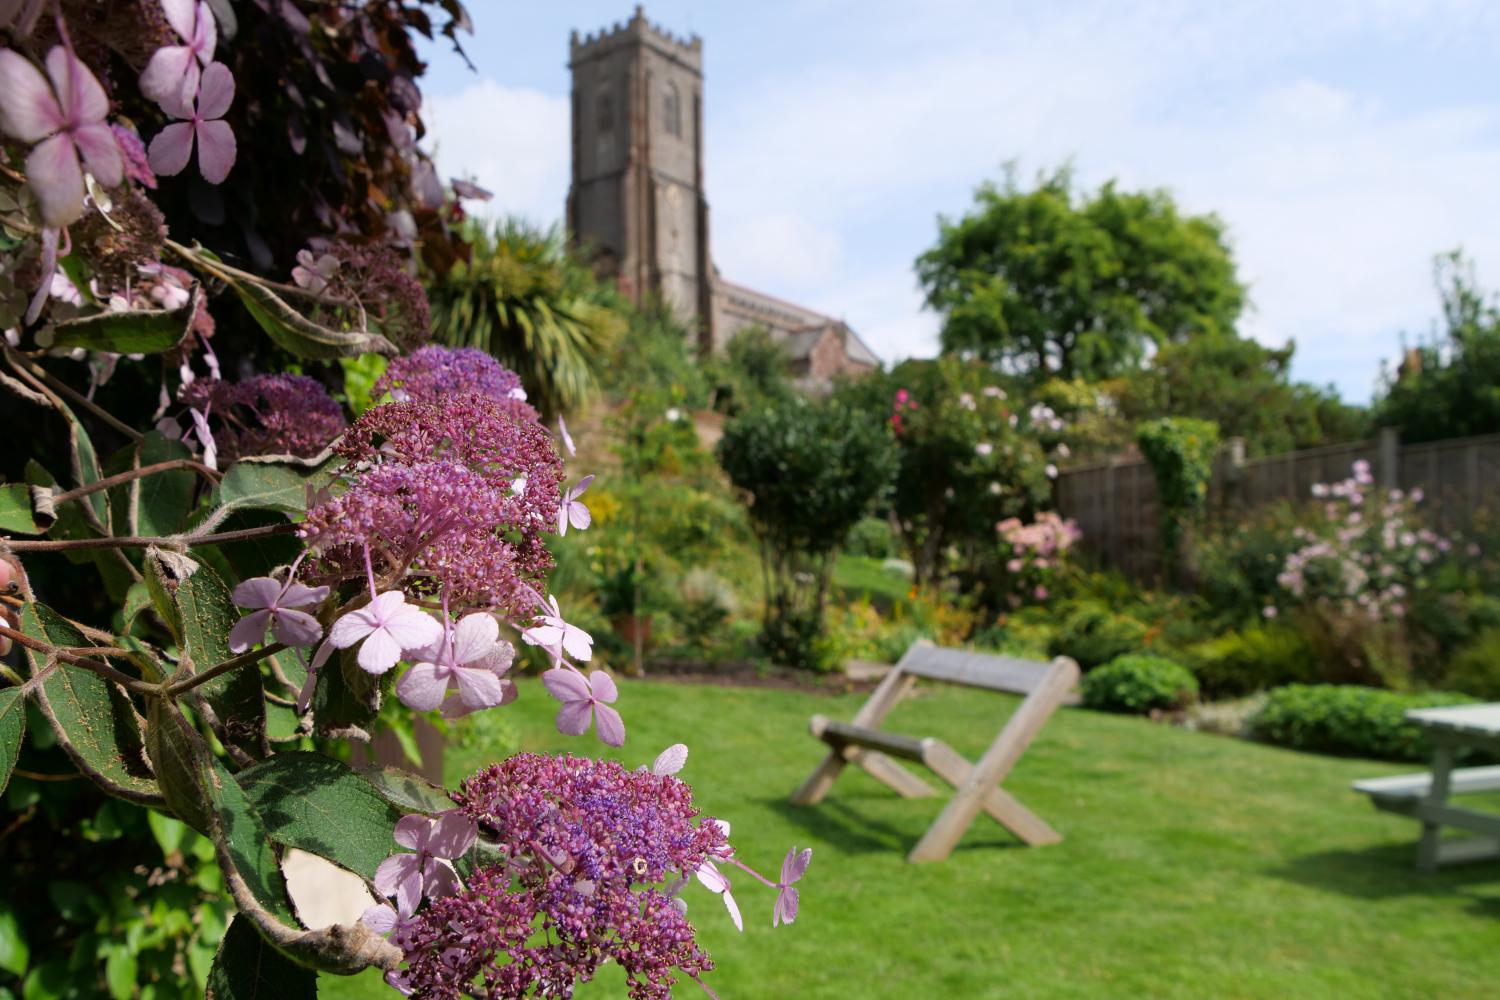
left=323, top=679, right=1500, bottom=998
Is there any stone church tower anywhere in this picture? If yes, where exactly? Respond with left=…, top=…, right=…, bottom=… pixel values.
left=566, top=7, right=712, bottom=336
left=567, top=8, right=879, bottom=382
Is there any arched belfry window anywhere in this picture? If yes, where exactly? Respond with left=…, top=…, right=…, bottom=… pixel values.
left=663, top=81, right=681, bottom=138
left=596, top=91, right=615, bottom=132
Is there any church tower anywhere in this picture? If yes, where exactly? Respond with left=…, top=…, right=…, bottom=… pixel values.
left=567, top=7, right=712, bottom=344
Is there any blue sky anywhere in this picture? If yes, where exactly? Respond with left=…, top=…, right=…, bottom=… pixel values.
left=416, top=1, right=1500, bottom=401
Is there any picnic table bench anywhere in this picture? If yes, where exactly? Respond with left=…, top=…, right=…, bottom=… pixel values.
left=1352, top=703, right=1500, bottom=872
left=790, top=641, right=1078, bottom=863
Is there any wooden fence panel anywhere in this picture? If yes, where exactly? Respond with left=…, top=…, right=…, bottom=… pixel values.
left=1055, top=430, right=1500, bottom=579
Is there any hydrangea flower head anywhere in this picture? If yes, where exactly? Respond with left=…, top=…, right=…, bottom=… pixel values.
left=373, top=346, right=525, bottom=405
left=328, top=590, right=441, bottom=674
left=397, top=611, right=518, bottom=718
left=374, top=811, right=477, bottom=917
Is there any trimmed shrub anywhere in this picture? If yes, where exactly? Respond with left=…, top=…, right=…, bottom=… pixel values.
left=1443, top=626, right=1500, bottom=699
left=1249, top=684, right=1478, bottom=761
left=1050, top=599, right=1150, bottom=669
left=1082, top=655, right=1199, bottom=714
left=1184, top=623, right=1321, bottom=698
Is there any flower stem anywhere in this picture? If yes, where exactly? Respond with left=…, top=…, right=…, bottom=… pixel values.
left=166, top=642, right=287, bottom=697
left=0, top=625, right=159, bottom=695
left=4, top=522, right=297, bottom=552
left=48, top=459, right=221, bottom=507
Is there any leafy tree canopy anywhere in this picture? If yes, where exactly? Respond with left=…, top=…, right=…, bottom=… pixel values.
left=1374, top=251, right=1500, bottom=443
left=917, top=165, right=1245, bottom=382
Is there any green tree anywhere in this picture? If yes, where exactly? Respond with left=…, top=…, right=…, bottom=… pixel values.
left=707, top=325, right=794, bottom=415
left=716, top=396, right=897, bottom=669
left=1374, top=251, right=1500, bottom=443
left=1116, top=336, right=1368, bottom=455
left=428, top=219, right=623, bottom=417
left=917, top=166, right=1245, bottom=382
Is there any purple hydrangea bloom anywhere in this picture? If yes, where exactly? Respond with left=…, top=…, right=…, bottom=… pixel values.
left=397, top=612, right=518, bottom=718
left=387, top=754, right=732, bottom=999
left=180, top=373, right=346, bottom=461
left=373, top=346, right=525, bottom=405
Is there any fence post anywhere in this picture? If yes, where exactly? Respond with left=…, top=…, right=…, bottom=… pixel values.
left=1377, top=427, right=1400, bottom=489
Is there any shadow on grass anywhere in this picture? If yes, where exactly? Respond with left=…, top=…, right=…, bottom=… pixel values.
left=765, top=796, right=1020, bottom=857
left=1273, top=842, right=1500, bottom=918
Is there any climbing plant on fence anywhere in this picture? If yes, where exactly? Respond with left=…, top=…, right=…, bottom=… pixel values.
left=1135, top=417, right=1220, bottom=572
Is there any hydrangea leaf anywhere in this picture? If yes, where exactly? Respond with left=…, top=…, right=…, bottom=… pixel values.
left=146, top=697, right=212, bottom=833
left=20, top=602, right=162, bottom=806
left=205, top=916, right=314, bottom=1000
left=0, top=688, right=25, bottom=799
left=206, top=756, right=299, bottom=925
left=171, top=557, right=266, bottom=759
left=232, top=275, right=398, bottom=360
left=357, top=763, right=455, bottom=815
left=0, top=482, right=41, bottom=533
left=105, top=431, right=196, bottom=537
left=236, top=751, right=403, bottom=879
left=42, top=286, right=198, bottom=355
left=0, top=899, right=28, bottom=978
left=311, top=645, right=381, bottom=735
left=215, top=454, right=335, bottom=520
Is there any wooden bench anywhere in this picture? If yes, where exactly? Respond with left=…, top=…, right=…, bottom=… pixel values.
left=790, top=641, right=1079, bottom=863
left=1354, top=765, right=1500, bottom=868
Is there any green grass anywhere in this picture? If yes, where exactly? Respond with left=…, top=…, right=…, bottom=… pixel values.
left=322, top=680, right=1500, bottom=998
left=832, top=554, right=912, bottom=611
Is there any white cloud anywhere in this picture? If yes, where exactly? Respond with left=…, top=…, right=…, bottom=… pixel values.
left=715, top=212, right=843, bottom=289
left=423, top=79, right=569, bottom=227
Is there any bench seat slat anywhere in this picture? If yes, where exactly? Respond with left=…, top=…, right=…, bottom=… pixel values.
left=1353, top=765, right=1500, bottom=799
left=812, top=716, right=929, bottom=763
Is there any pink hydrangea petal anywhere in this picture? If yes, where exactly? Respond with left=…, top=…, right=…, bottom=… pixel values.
left=374, top=852, right=416, bottom=896
left=26, top=132, right=84, bottom=227
left=452, top=665, right=504, bottom=712
left=542, top=668, right=589, bottom=703
left=568, top=503, right=591, bottom=531
left=45, top=46, right=107, bottom=125
left=392, top=814, right=431, bottom=851
left=723, top=889, right=743, bottom=931
left=227, top=609, right=271, bottom=653
left=270, top=608, right=323, bottom=648
left=147, top=120, right=195, bottom=178
left=593, top=702, right=625, bottom=747
left=421, top=858, right=459, bottom=900
left=473, top=641, right=514, bottom=677
left=190, top=1, right=217, bottom=62
left=381, top=605, right=442, bottom=652
left=196, top=61, right=234, bottom=120
left=160, top=0, right=199, bottom=44
left=652, top=744, right=688, bottom=776
left=561, top=625, right=593, bottom=662
left=694, top=861, right=727, bottom=894
left=138, top=45, right=196, bottom=110
left=522, top=623, right=563, bottom=649
left=278, top=582, right=329, bottom=608
left=328, top=607, right=377, bottom=648
left=194, top=118, right=235, bottom=184
left=71, top=123, right=123, bottom=188
left=554, top=699, right=593, bottom=737
left=426, top=812, right=477, bottom=860
left=0, top=48, right=63, bottom=142
left=361, top=903, right=398, bottom=934
left=774, top=886, right=799, bottom=926
left=588, top=670, right=618, bottom=704
left=449, top=613, right=499, bottom=665
left=356, top=627, right=403, bottom=675
left=781, top=846, right=812, bottom=884
left=395, top=662, right=449, bottom=713
left=232, top=576, right=282, bottom=609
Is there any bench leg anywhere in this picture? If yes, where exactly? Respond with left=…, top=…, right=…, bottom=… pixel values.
left=1416, top=745, right=1456, bottom=874
left=856, top=750, right=938, bottom=799
left=918, top=741, right=1060, bottom=855
left=790, top=751, right=847, bottom=806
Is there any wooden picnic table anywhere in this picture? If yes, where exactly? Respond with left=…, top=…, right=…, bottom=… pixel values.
left=1354, top=703, right=1500, bottom=872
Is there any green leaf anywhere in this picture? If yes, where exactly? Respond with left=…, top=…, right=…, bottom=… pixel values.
left=206, top=757, right=298, bottom=924
left=215, top=455, right=335, bottom=519
left=20, top=603, right=160, bottom=805
left=121, top=581, right=154, bottom=633
left=200, top=256, right=398, bottom=360
left=312, top=646, right=381, bottom=734
left=44, top=286, right=198, bottom=355
left=204, top=917, right=315, bottom=1000
left=358, top=763, right=454, bottom=815
left=147, top=811, right=188, bottom=857
left=0, top=688, right=24, bottom=799
left=0, top=899, right=28, bottom=977
left=0, top=483, right=40, bottom=534
left=102, top=944, right=137, bottom=1000
left=108, top=431, right=196, bottom=537
left=173, top=559, right=265, bottom=759
left=236, top=751, right=403, bottom=879
left=146, top=698, right=211, bottom=833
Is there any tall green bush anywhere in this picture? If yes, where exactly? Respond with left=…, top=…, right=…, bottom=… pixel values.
left=717, top=397, right=897, bottom=669
left=1250, top=685, right=1477, bottom=761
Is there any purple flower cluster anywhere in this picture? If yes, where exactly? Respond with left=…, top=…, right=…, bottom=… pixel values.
left=375, top=346, right=526, bottom=406
left=181, top=373, right=346, bottom=460
left=302, top=385, right=563, bottom=614
left=390, top=754, right=728, bottom=999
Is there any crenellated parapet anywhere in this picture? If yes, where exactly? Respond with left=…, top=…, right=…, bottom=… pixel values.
left=569, top=5, right=701, bottom=66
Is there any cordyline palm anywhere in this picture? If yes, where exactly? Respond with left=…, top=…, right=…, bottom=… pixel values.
left=429, top=219, right=621, bottom=417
